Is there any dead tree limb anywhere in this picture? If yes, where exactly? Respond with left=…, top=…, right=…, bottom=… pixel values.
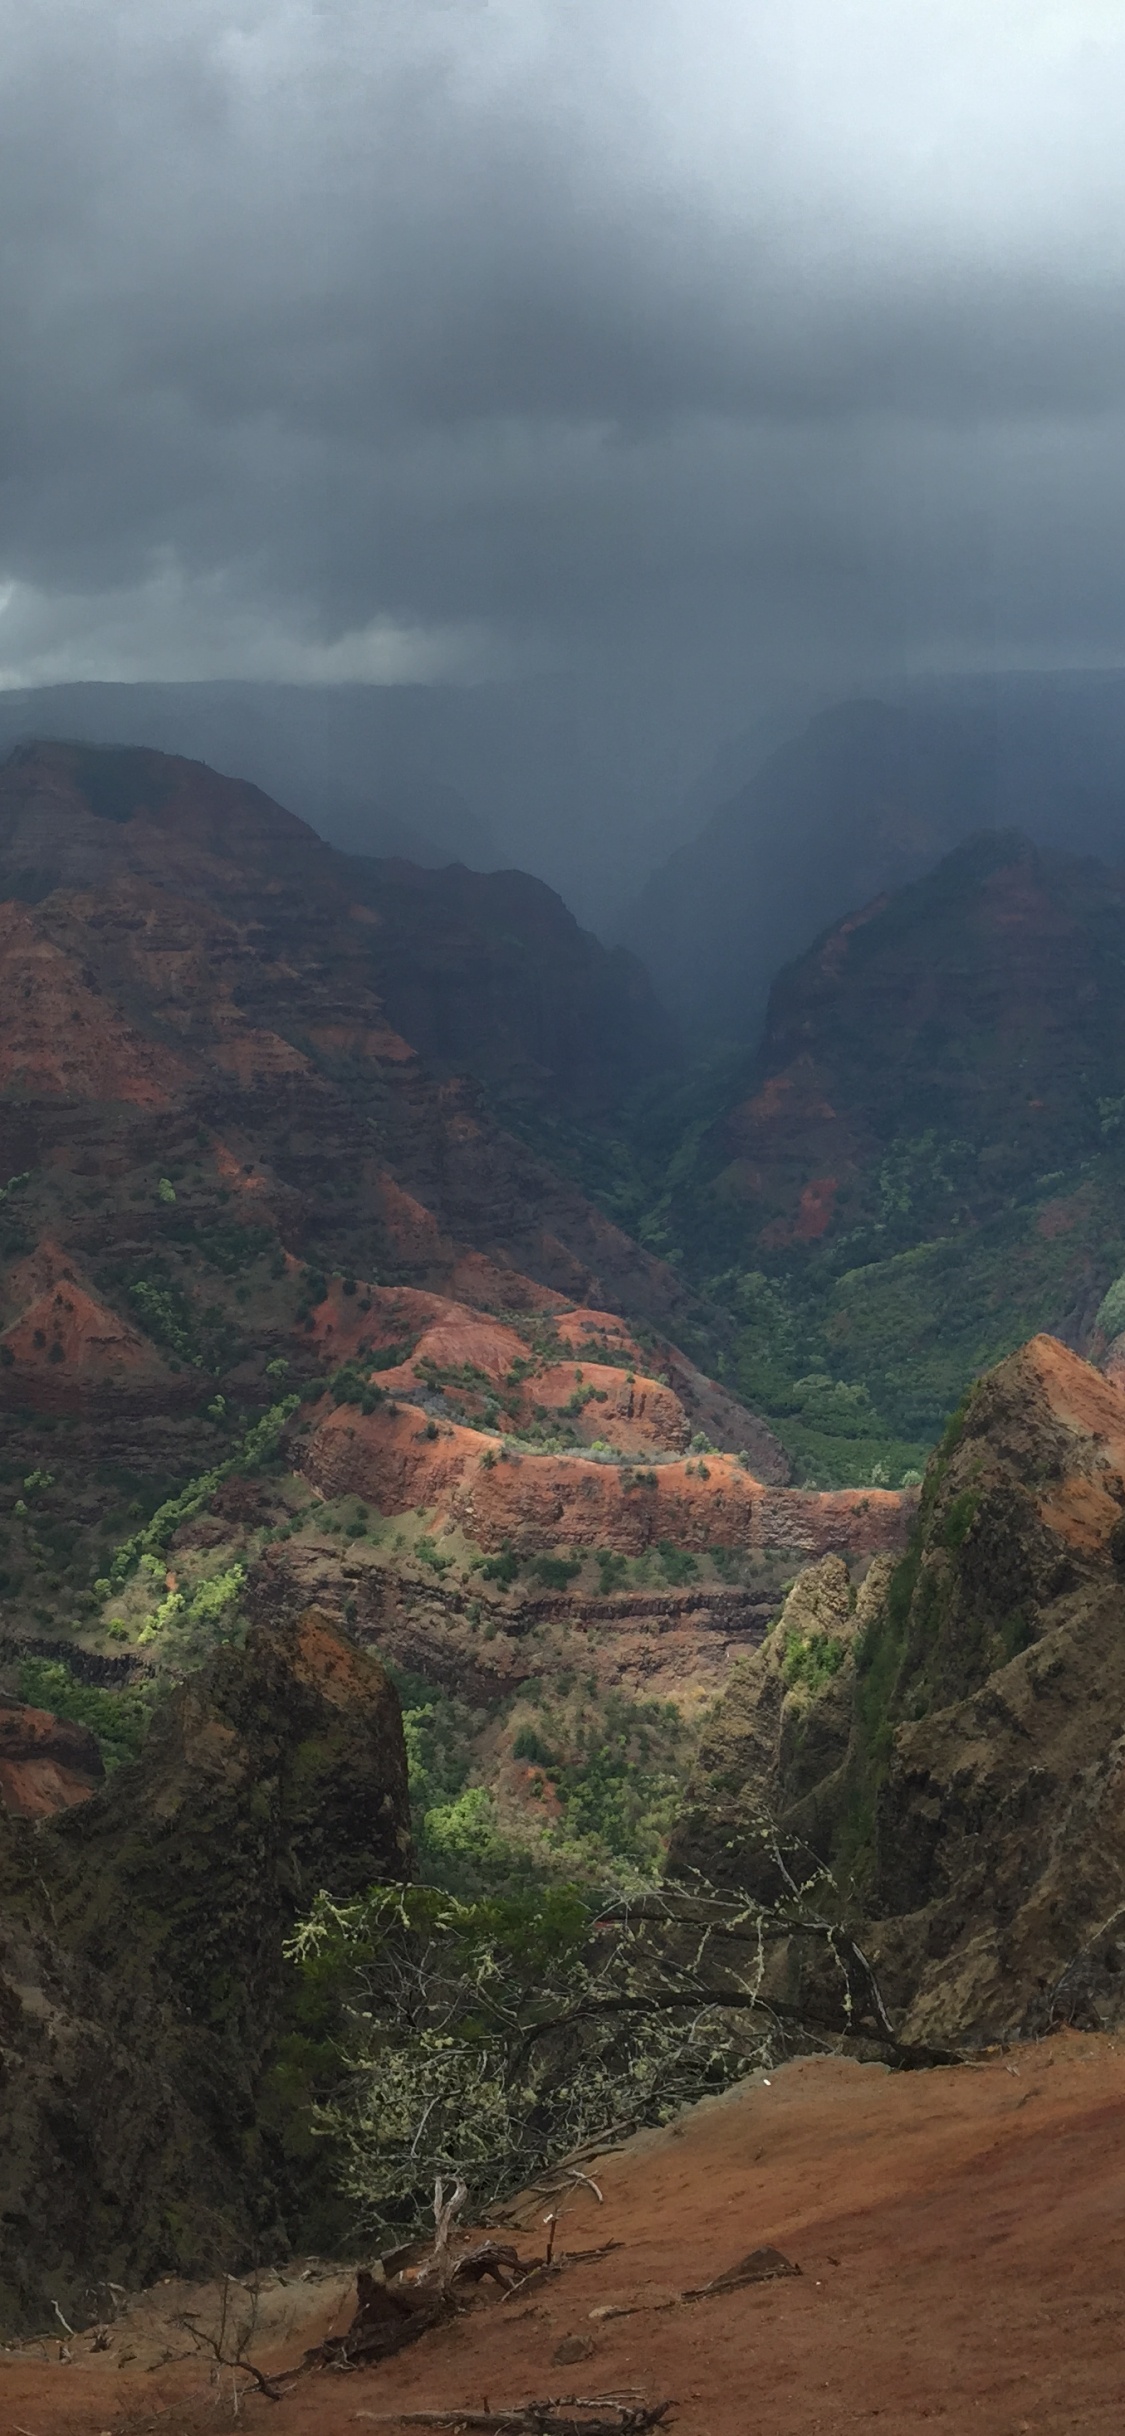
left=352, top=2398, right=674, bottom=2433
left=175, top=2275, right=289, bottom=2403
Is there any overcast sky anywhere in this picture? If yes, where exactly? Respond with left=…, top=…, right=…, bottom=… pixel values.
left=3, top=1, right=1125, bottom=736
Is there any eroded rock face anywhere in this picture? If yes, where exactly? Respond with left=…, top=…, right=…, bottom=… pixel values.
left=670, top=1336, right=1125, bottom=2049
left=0, top=1605, right=410, bottom=2333
left=0, top=1698, right=103, bottom=1817
left=301, top=1400, right=909, bottom=1561
left=669, top=1555, right=893, bottom=1901
left=250, top=1539, right=789, bottom=1714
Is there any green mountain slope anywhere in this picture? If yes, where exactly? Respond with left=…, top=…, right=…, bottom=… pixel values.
left=529, top=832, right=1125, bottom=1484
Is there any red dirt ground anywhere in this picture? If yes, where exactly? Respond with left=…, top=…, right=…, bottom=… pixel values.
left=7, top=2031, right=1125, bottom=2434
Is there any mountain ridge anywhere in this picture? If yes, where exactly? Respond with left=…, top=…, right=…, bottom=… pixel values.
left=571, top=826, right=1125, bottom=1485
left=619, top=686, right=1125, bottom=1040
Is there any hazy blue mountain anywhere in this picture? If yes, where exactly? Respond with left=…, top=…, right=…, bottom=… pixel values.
left=619, top=678, right=1125, bottom=1041
left=0, top=673, right=714, bottom=923
left=0, top=681, right=503, bottom=873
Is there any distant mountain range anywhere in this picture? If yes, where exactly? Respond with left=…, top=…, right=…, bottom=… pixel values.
left=585, top=826, right=1125, bottom=1486
left=0, top=672, right=712, bottom=920
left=8, top=672, right=1125, bottom=1010
left=0, top=681, right=506, bottom=874
left=619, top=679, right=1125, bottom=1039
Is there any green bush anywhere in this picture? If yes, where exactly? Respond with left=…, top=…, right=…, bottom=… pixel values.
left=481, top=1544, right=521, bottom=1587
left=656, top=1540, right=698, bottom=1587
left=530, top=1553, right=582, bottom=1590
left=1096, top=1272, right=1125, bottom=1340
left=128, top=1274, right=205, bottom=1368
left=17, top=1658, right=154, bottom=1772
left=780, top=1629, right=846, bottom=1694
left=288, top=1879, right=761, bottom=2236
left=328, top=1362, right=385, bottom=1415
left=513, top=1723, right=557, bottom=1766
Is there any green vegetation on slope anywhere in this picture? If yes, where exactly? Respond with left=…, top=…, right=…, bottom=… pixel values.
left=510, top=1075, right=1125, bottom=1489
left=98, top=1394, right=299, bottom=1600
left=386, top=1656, right=699, bottom=1897
left=15, top=1657, right=157, bottom=1771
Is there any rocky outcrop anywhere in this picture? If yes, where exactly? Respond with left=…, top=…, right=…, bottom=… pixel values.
left=669, top=1335, right=1125, bottom=2049
left=0, top=1697, right=103, bottom=1817
left=0, top=1605, right=410, bottom=2332
left=668, top=1554, right=893, bottom=1899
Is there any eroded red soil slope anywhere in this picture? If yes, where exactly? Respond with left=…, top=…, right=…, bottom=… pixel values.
left=5, top=2032, right=1125, bottom=2435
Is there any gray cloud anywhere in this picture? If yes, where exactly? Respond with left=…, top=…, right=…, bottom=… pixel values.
left=3, top=0, right=1125, bottom=894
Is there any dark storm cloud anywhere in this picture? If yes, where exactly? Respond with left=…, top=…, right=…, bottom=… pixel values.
left=3, top=0, right=1125, bottom=690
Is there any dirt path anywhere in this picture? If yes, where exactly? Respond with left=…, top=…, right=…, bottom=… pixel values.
left=5, top=2030, right=1125, bottom=2435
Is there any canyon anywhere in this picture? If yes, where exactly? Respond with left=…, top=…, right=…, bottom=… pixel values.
left=6, top=732, right=1125, bottom=2408
left=0, top=739, right=911, bottom=1754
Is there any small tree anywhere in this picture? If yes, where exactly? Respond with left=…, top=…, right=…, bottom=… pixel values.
left=287, top=1872, right=904, bottom=2239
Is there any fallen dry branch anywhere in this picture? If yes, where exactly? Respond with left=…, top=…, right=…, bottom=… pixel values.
left=352, top=2394, right=674, bottom=2433
left=305, top=2268, right=461, bottom=2370
left=503, top=2131, right=640, bottom=2205
left=450, top=2240, right=529, bottom=2287
left=309, top=2206, right=625, bottom=2370
left=307, top=2230, right=544, bottom=2369
left=176, top=2274, right=290, bottom=2402
left=500, top=2241, right=624, bottom=2302
left=682, top=2244, right=800, bottom=2298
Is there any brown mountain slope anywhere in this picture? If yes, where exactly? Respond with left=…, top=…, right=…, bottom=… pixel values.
left=0, top=745, right=701, bottom=1345
left=698, top=830, right=1125, bottom=1254
left=0, top=1694, right=103, bottom=1815
left=0, top=739, right=675, bottom=1112
left=627, top=825, right=1125, bottom=1483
